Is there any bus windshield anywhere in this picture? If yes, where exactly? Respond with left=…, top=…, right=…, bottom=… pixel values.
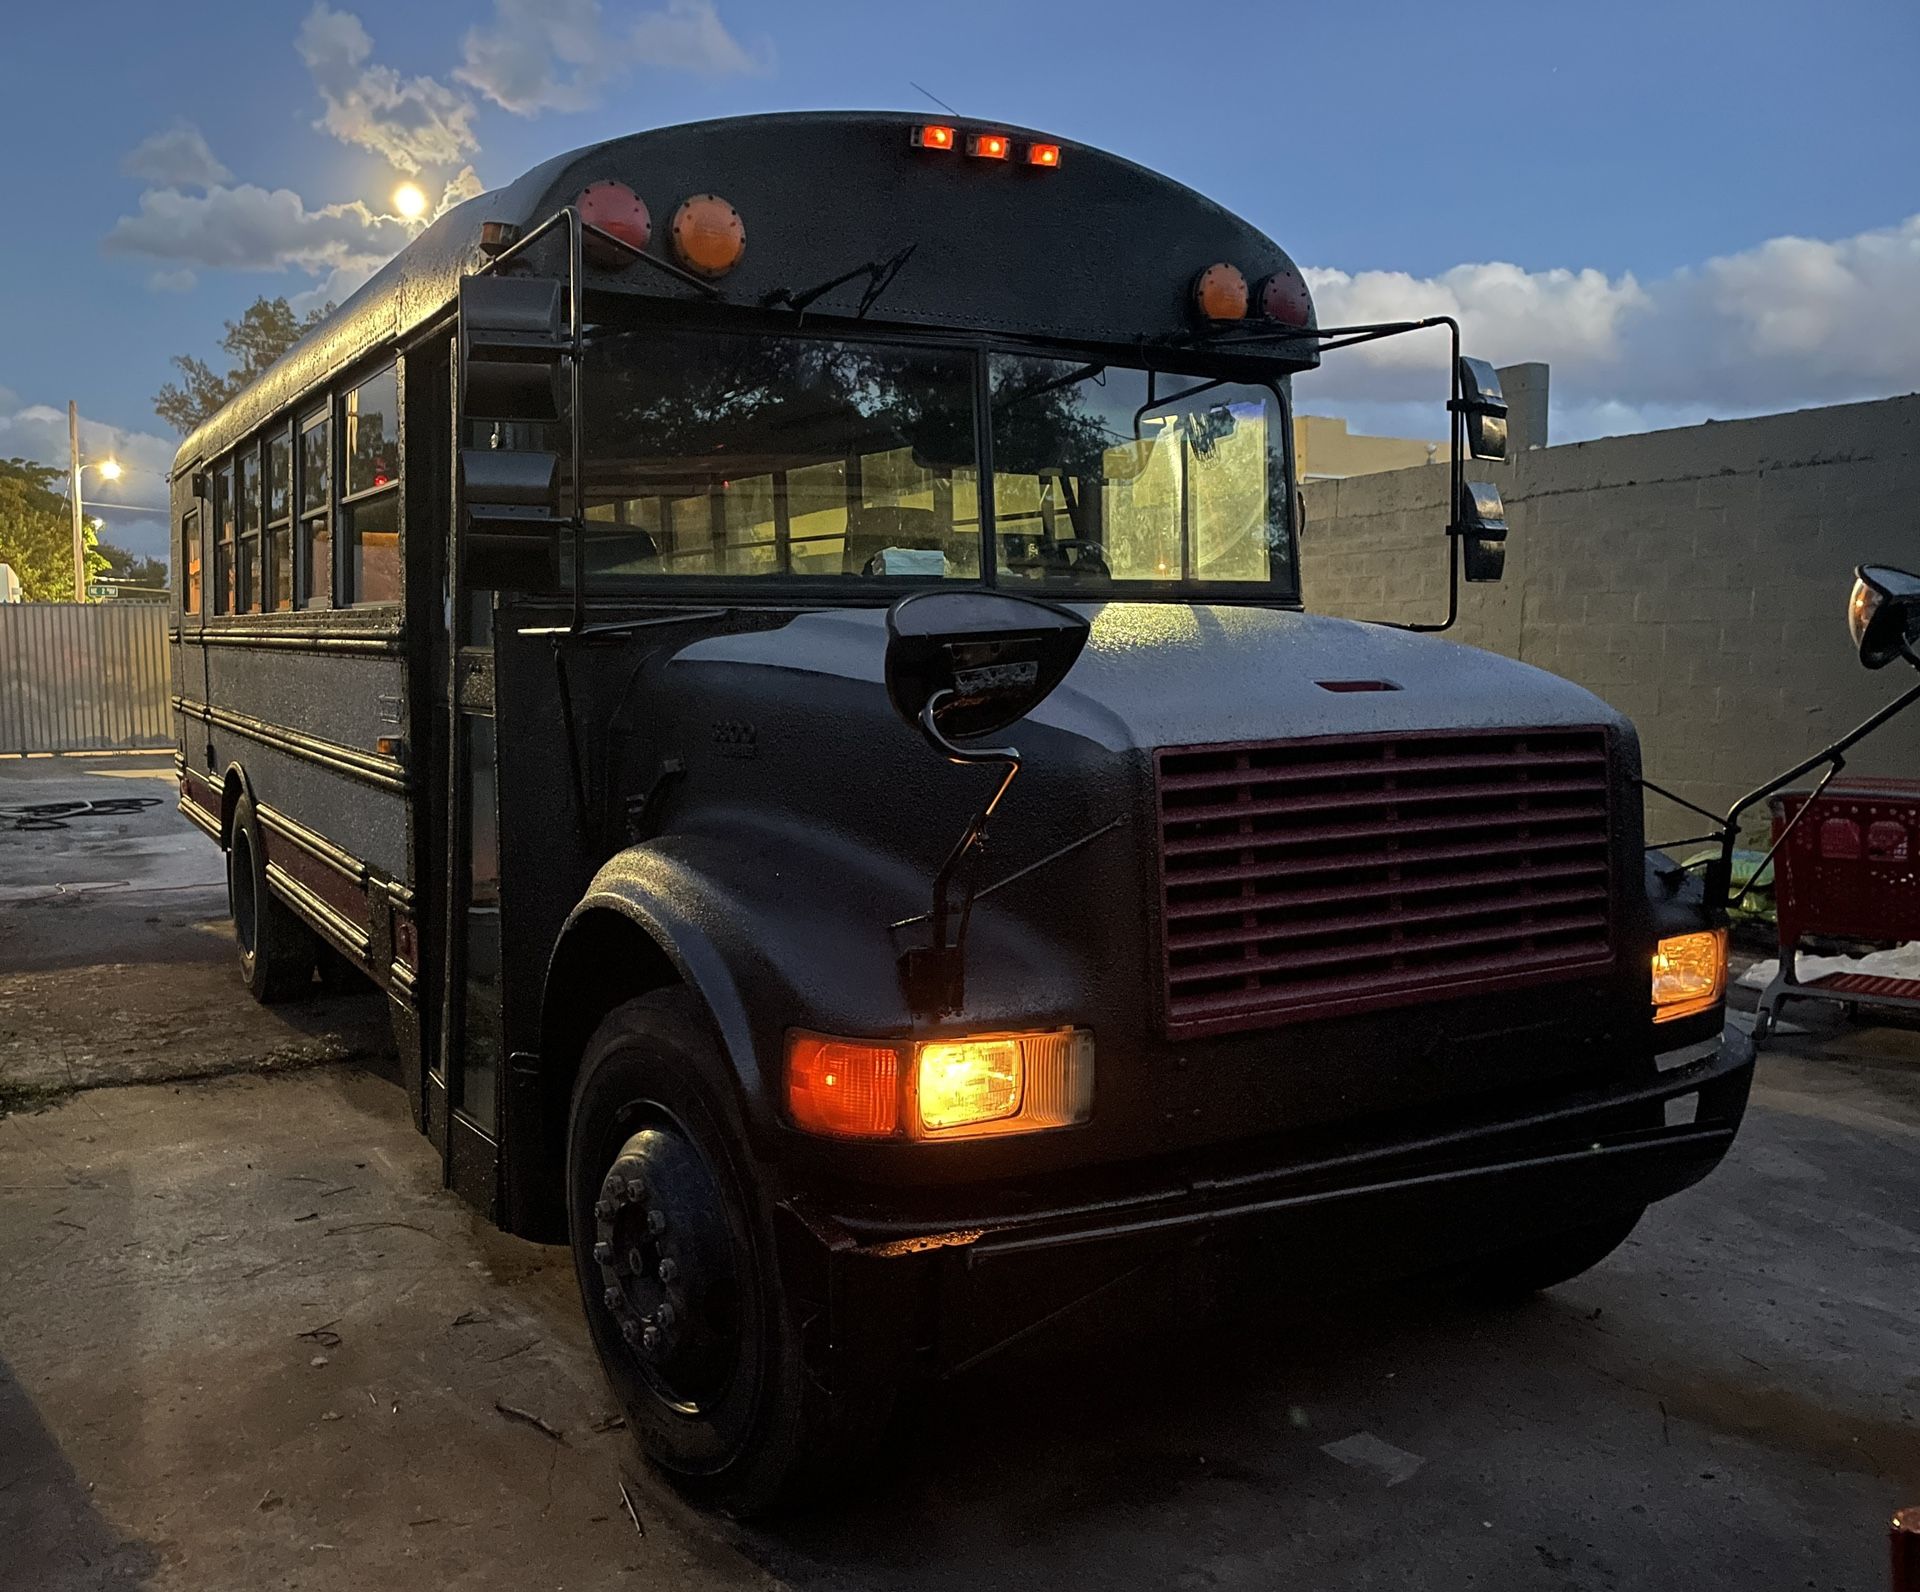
left=574, top=322, right=1294, bottom=596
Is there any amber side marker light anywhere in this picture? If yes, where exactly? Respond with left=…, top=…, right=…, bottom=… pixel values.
left=1025, top=142, right=1062, bottom=168
left=967, top=132, right=1011, bottom=160
left=1652, top=927, right=1728, bottom=1023
left=912, top=124, right=956, bottom=151
left=786, top=1029, right=1093, bottom=1140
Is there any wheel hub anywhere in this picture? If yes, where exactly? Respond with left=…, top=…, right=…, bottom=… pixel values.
left=592, top=1125, right=740, bottom=1406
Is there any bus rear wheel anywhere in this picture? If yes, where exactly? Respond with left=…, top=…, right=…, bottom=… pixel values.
left=567, top=991, right=892, bottom=1517
left=227, top=793, right=316, bottom=1004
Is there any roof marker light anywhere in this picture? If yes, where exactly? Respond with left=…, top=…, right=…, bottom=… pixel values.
left=1257, top=269, right=1312, bottom=327
left=670, top=193, right=746, bottom=278
left=577, top=181, right=651, bottom=265
left=1192, top=262, right=1249, bottom=321
left=912, top=124, right=956, bottom=151
left=1026, top=142, right=1061, bottom=168
left=967, top=132, right=1010, bottom=160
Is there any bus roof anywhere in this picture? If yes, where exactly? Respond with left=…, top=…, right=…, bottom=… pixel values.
left=174, top=110, right=1314, bottom=475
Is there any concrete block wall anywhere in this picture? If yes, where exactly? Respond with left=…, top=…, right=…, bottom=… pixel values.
left=1301, top=394, right=1920, bottom=840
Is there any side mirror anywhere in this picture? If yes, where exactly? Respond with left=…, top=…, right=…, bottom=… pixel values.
left=1848, top=564, right=1920, bottom=669
left=886, top=589, right=1089, bottom=746
left=1455, top=479, right=1509, bottom=584
left=1457, top=357, right=1508, bottom=462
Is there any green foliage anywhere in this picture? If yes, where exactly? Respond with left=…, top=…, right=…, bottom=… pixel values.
left=0, top=457, right=111, bottom=601
left=153, top=295, right=334, bottom=434
left=95, top=540, right=171, bottom=595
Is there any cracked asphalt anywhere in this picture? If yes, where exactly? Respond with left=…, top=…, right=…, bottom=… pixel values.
left=2, top=756, right=1917, bottom=1591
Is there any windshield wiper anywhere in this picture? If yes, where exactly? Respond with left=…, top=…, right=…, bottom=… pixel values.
left=762, top=243, right=918, bottom=321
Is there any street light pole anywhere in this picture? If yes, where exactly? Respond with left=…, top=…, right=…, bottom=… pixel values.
left=68, top=400, right=85, bottom=602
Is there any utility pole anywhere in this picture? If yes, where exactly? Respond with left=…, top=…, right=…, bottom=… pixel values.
left=68, top=400, right=85, bottom=603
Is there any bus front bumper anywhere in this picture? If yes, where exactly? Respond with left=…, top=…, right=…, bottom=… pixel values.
left=773, top=1023, right=1755, bottom=1383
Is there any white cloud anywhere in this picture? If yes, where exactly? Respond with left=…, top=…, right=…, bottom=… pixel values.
left=104, top=182, right=413, bottom=277
left=433, top=164, right=487, bottom=220
left=298, top=3, right=478, bottom=173
left=123, top=121, right=232, bottom=189
left=458, top=0, right=767, bottom=115
left=0, top=390, right=177, bottom=561
left=1295, top=213, right=1920, bottom=440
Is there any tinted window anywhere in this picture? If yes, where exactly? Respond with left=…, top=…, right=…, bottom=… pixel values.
left=345, top=368, right=398, bottom=496
left=300, top=413, right=329, bottom=514
left=268, top=432, right=292, bottom=522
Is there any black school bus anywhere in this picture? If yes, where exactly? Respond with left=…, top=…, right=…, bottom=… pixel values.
left=170, top=111, right=1758, bottom=1512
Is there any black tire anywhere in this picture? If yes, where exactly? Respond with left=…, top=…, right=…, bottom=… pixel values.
left=227, top=793, right=316, bottom=1004
left=1455, top=1206, right=1646, bottom=1301
left=567, top=990, right=892, bottom=1516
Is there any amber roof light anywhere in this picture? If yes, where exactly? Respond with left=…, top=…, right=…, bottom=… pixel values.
left=1192, top=263, right=1249, bottom=321
left=671, top=193, right=746, bottom=278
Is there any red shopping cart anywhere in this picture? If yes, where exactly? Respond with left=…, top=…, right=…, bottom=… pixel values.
left=1755, top=777, right=1920, bottom=1041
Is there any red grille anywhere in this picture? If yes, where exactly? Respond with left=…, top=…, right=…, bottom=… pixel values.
left=1154, top=727, right=1616, bottom=1036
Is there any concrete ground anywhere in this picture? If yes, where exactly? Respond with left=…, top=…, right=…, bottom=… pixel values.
left=3, top=755, right=1918, bottom=1591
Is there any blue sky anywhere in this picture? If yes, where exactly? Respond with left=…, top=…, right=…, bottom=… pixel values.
left=2, top=0, right=1915, bottom=560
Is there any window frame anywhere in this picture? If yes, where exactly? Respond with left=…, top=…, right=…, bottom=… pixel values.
left=338, top=361, right=403, bottom=608
left=296, top=403, right=333, bottom=611
left=236, top=443, right=263, bottom=614
left=266, top=422, right=294, bottom=613
left=180, top=505, right=202, bottom=616
left=210, top=462, right=235, bottom=616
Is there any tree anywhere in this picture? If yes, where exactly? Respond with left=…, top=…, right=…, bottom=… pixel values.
left=95, top=540, right=171, bottom=597
left=153, top=295, right=334, bottom=433
left=0, top=458, right=111, bottom=601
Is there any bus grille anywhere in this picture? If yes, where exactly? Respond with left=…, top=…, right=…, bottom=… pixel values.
left=1153, top=728, right=1615, bottom=1037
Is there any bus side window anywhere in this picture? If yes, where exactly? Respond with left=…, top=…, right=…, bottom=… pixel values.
left=211, top=464, right=234, bottom=615
left=298, top=408, right=331, bottom=609
left=267, top=426, right=293, bottom=611
left=238, top=447, right=262, bottom=614
left=181, top=508, right=201, bottom=615
left=341, top=366, right=400, bottom=606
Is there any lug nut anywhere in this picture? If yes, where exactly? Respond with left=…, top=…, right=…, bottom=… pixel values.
left=647, top=1209, right=667, bottom=1234
left=626, top=1248, right=645, bottom=1275
left=640, top=1327, right=660, bottom=1354
left=654, top=1302, right=676, bottom=1331
left=621, top=1318, right=643, bottom=1347
left=592, top=1241, right=613, bottom=1264
left=656, top=1257, right=677, bottom=1283
left=603, top=1286, right=622, bottom=1310
left=593, top=1198, right=615, bottom=1221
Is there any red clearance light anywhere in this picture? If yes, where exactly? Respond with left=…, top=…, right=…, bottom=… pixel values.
left=967, top=132, right=1010, bottom=160
left=577, top=181, right=651, bottom=257
left=1026, top=142, right=1062, bottom=168
left=912, top=124, right=956, bottom=151
left=1192, top=262, right=1249, bottom=321
left=1258, top=269, right=1312, bottom=327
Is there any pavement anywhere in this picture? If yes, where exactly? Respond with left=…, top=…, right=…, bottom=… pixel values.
left=3, top=755, right=1918, bottom=1591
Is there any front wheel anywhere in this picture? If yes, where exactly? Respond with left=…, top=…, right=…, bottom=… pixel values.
left=567, top=991, right=892, bottom=1516
left=1453, top=1206, right=1646, bottom=1301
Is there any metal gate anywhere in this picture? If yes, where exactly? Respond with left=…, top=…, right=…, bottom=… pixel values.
left=0, top=603, right=170, bottom=754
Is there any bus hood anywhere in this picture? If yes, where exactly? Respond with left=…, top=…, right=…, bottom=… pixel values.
left=670, top=602, right=1624, bottom=749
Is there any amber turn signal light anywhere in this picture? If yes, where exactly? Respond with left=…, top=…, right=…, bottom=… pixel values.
left=967, top=132, right=1010, bottom=160
left=912, top=124, right=956, bottom=151
left=786, top=1033, right=899, bottom=1138
left=1652, top=928, right=1727, bottom=1022
left=1026, top=142, right=1061, bottom=168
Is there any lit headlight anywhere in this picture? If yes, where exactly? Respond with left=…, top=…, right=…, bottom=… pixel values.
left=786, top=1028, right=1093, bottom=1140
left=1652, top=928, right=1727, bottom=1023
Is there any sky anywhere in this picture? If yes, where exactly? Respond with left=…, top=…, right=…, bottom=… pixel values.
left=1, top=0, right=1915, bottom=562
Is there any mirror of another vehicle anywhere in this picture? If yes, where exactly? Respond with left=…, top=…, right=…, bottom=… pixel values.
left=885, top=590, right=1090, bottom=744
left=1457, top=356, right=1508, bottom=462
left=1848, top=564, right=1920, bottom=669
